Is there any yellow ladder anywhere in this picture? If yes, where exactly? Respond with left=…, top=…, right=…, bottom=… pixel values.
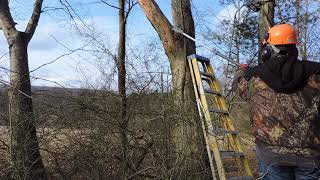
left=187, top=54, right=253, bottom=180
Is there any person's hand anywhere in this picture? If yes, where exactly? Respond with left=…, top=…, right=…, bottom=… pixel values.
left=231, top=64, right=248, bottom=92
left=240, top=64, right=248, bottom=71
left=234, top=64, right=248, bottom=77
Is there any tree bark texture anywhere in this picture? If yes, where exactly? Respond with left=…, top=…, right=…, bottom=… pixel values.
left=138, top=0, right=196, bottom=107
left=294, top=0, right=310, bottom=61
left=117, top=0, right=129, bottom=179
left=258, top=0, right=275, bottom=64
left=0, top=0, right=47, bottom=179
left=139, top=0, right=209, bottom=179
left=9, top=32, right=46, bottom=180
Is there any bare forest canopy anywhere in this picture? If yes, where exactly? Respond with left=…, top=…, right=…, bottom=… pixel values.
left=0, top=0, right=319, bottom=179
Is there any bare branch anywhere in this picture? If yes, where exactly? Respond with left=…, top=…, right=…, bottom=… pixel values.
left=30, top=76, right=66, bottom=88
left=0, top=79, right=32, bottom=99
left=42, top=6, right=65, bottom=13
left=30, top=36, right=91, bottom=73
left=25, top=0, right=44, bottom=41
left=138, top=0, right=176, bottom=55
left=29, top=50, right=79, bottom=73
left=125, top=0, right=138, bottom=22
left=0, top=52, right=8, bottom=60
left=59, top=0, right=93, bottom=35
left=101, top=0, right=122, bottom=11
left=0, top=0, right=17, bottom=38
left=127, top=167, right=154, bottom=180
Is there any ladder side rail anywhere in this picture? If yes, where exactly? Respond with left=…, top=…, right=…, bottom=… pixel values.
left=206, top=63, right=253, bottom=177
left=188, top=59, right=217, bottom=180
left=202, top=62, right=237, bottom=151
left=190, top=58, right=227, bottom=180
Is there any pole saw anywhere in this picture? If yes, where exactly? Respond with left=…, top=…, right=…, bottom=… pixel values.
left=172, top=26, right=242, bottom=67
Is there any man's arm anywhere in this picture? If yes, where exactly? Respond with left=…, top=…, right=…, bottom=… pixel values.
left=232, top=69, right=251, bottom=101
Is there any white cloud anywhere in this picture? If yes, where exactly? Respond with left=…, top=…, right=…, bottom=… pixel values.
left=0, top=15, right=123, bottom=88
left=0, top=3, right=168, bottom=88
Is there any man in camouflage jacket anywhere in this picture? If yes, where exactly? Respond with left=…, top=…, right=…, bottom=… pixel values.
left=237, top=72, right=320, bottom=162
left=235, top=24, right=320, bottom=180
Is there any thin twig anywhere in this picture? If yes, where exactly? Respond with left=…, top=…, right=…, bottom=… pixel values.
left=127, top=167, right=154, bottom=180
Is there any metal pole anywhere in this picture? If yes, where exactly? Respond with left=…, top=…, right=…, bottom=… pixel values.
left=172, top=27, right=241, bottom=66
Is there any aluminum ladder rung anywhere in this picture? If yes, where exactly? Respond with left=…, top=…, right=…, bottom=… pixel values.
left=209, top=108, right=229, bottom=114
left=200, top=71, right=214, bottom=78
left=228, top=176, right=253, bottom=180
left=220, top=151, right=244, bottom=158
left=204, top=89, right=222, bottom=96
left=211, top=128, right=239, bottom=135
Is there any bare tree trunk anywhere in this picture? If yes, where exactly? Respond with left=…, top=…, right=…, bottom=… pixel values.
left=139, top=0, right=208, bottom=179
left=171, top=0, right=196, bottom=105
left=302, top=0, right=309, bottom=61
left=117, top=0, right=128, bottom=179
left=9, top=32, right=46, bottom=180
left=0, top=0, right=47, bottom=179
left=295, top=0, right=309, bottom=60
left=258, top=0, right=275, bottom=63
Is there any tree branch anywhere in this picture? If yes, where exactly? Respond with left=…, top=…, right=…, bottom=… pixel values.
left=0, top=0, right=17, bottom=38
left=101, top=0, right=121, bottom=11
left=127, top=167, right=154, bottom=180
left=25, top=0, right=44, bottom=41
left=138, top=0, right=176, bottom=55
left=125, top=0, right=138, bottom=23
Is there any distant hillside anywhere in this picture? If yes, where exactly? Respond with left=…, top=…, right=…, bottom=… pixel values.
left=0, top=86, right=118, bottom=126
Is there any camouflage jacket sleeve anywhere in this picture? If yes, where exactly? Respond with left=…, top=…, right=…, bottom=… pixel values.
left=233, top=69, right=251, bottom=101
left=238, top=77, right=250, bottom=101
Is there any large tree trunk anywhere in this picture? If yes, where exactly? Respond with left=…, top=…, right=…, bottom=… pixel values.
left=139, top=0, right=208, bottom=179
left=0, top=0, right=46, bottom=179
left=171, top=0, right=196, bottom=105
left=8, top=32, right=46, bottom=180
left=117, top=0, right=128, bottom=179
left=258, top=0, right=275, bottom=63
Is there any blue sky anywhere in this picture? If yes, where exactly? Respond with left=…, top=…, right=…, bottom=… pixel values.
left=0, top=0, right=236, bottom=88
